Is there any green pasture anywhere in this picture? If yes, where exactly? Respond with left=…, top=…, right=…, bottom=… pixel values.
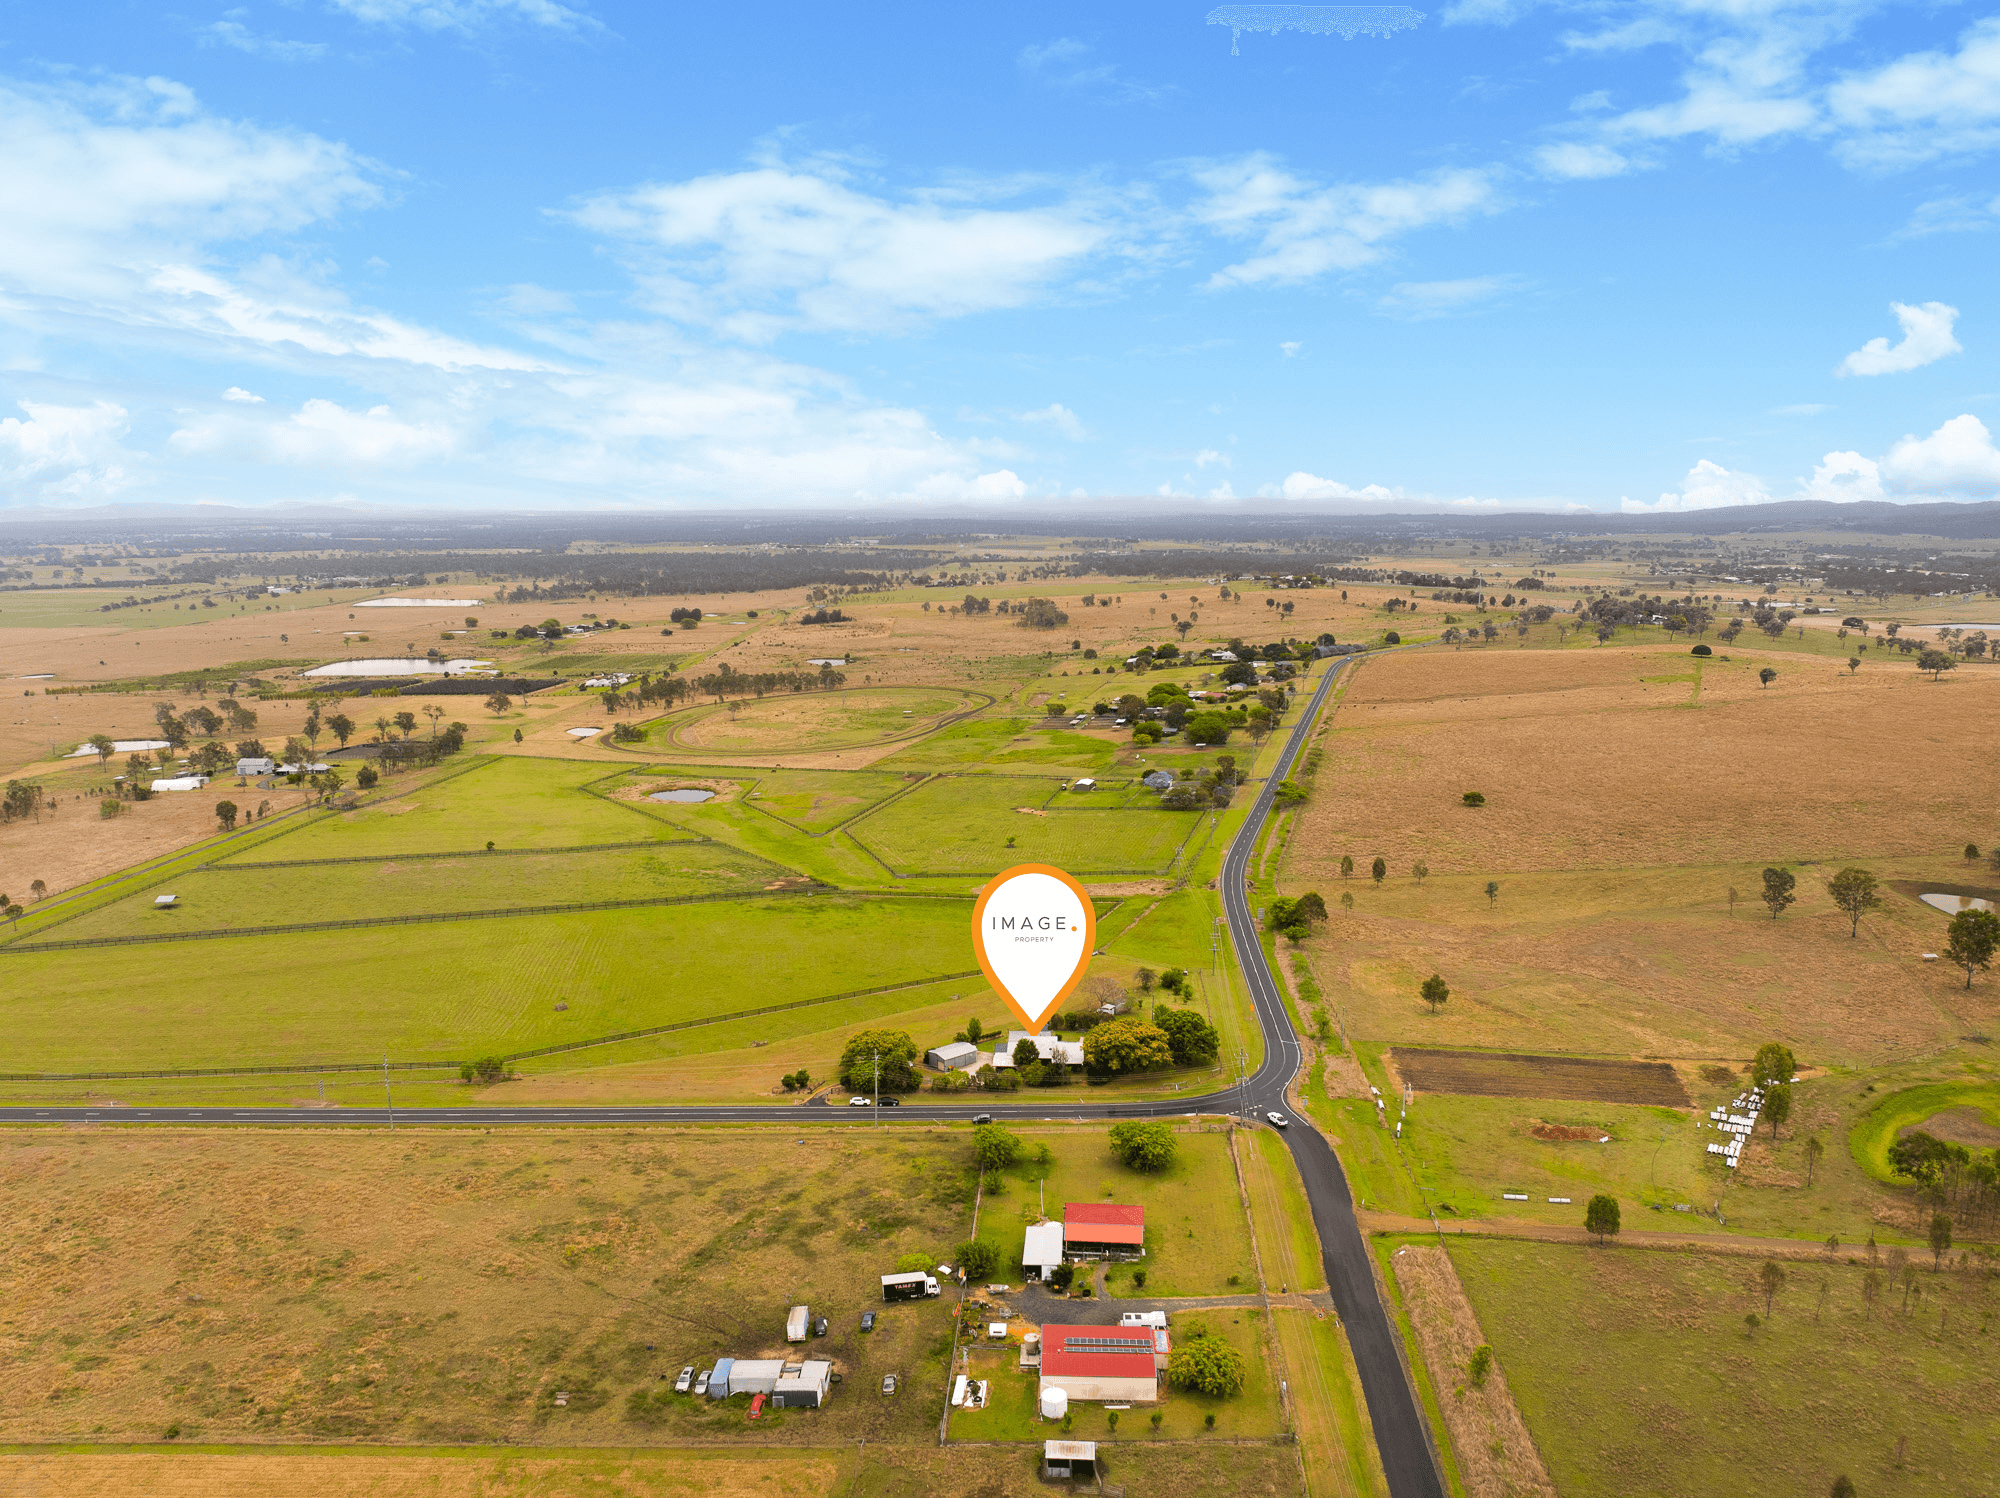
left=1451, top=1238, right=2000, bottom=1498
left=873, top=717, right=1116, bottom=774
left=33, top=841, right=792, bottom=942
left=212, top=757, right=677, bottom=861
left=740, top=767, right=918, bottom=831
left=0, top=587, right=378, bottom=631
left=1849, top=1081, right=2000, bottom=1180
left=970, top=1129, right=1256, bottom=1298
left=850, top=774, right=1204, bottom=875
left=0, top=892, right=972, bottom=1073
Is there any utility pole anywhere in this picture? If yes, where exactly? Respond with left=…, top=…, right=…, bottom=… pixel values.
left=873, top=1050, right=880, bottom=1129
left=382, top=1056, right=394, bottom=1131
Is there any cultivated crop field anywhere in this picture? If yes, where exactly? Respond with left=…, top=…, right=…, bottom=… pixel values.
left=1450, top=1238, right=2000, bottom=1498
left=852, top=774, right=1206, bottom=876
left=0, top=1128, right=969, bottom=1449
left=1390, top=1048, right=1689, bottom=1106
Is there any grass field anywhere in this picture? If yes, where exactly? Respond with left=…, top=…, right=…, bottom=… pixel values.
left=1272, top=1308, right=1385, bottom=1498
left=969, top=1128, right=1258, bottom=1299
left=1849, top=1081, right=2000, bottom=1181
left=29, top=842, right=801, bottom=942
left=0, top=893, right=974, bottom=1072
left=739, top=768, right=919, bottom=831
left=1240, top=1128, right=1328, bottom=1294
left=0, top=1128, right=972, bottom=1449
left=851, top=774, right=1205, bottom=876
left=215, top=757, right=690, bottom=861
left=1450, top=1238, right=2000, bottom=1498
left=661, top=688, right=980, bottom=755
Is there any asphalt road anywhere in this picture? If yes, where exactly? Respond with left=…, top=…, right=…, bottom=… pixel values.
left=0, top=652, right=1443, bottom=1498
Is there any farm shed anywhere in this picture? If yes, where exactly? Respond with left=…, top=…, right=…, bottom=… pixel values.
left=1022, top=1221, right=1064, bottom=1280
left=149, top=775, right=208, bottom=791
left=1038, top=1325, right=1158, bottom=1404
left=1142, top=770, right=1175, bottom=790
left=1063, top=1202, right=1145, bottom=1258
left=1070, top=777, right=1096, bottom=791
left=1042, top=1441, right=1097, bottom=1480
left=235, top=757, right=276, bottom=776
left=924, top=1041, right=980, bottom=1071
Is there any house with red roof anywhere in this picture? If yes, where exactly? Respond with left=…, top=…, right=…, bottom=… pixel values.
left=1036, top=1323, right=1161, bottom=1403
left=1062, top=1201, right=1145, bottom=1259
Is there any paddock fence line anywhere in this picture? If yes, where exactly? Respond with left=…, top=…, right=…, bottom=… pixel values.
left=0, top=883, right=835, bottom=954
left=0, top=968, right=986, bottom=1082
left=202, top=836, right=712, bottom=871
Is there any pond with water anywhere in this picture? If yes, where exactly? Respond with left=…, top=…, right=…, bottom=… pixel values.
left=1921, top=892, right=1996, bottom=916
left=303, top=657, right=494, bottom=677
left=649, top=788, right=715, bottom=803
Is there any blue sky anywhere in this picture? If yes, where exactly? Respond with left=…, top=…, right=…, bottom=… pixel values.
left=0, top=0, right=1997, bottom=514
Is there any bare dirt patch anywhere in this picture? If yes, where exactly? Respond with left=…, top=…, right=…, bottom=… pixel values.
left=1900, top=1105, right=2000, bottom=1149
left=1391, top=1243, right=1555, bottom=1498
left=609, top=776, right=741, bottom=806
left=1391, top=1048, right=1689, bottom=1106
left=1528, top=1122, right=1607, bottom=1142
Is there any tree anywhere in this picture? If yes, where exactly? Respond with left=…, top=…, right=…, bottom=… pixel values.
left=1420, top=974, right=1450, bottom=1014
left=1462, top=790, right=1485, bottom=807
left=1294, top=891, right=1328, bottom=924
left=1763, top=1083, right=1792, bottom=1138
left=1371, top=856, right=1387, bottom=885
left=327, top=713, right=355, bottom=748
left=1928, top=1211, right=1952, bottom=1270
left=836, top=1029, right=921, bottom=1093
left=953, top=1237, right=999, bottom=1280
left=1759, top=1260, right=1786, bottom=1317
left=1107, top=1120, right=1178, bottom=1171
left=974, top=1124, right=1024, bottom=1171
left=214, top=799, right=238, bottom=831
left=1760, top=866, right=1796, bottom=919
left=1861, top=1270, right=1881, bottom=1319
left=1167, top=1333, right=1246, bottom=1397
left=1413, top=860, right=1429, bottom=884
left=1827, top=867, right=1880, bottom=937
left=88, top=733, right=114, bottom=767
left=1084, top=1019, right=1174, bottom=1075
left=1967, top=843, right=1982, bottom=863
left=1467, top=1345, right=1492, bottom=1388
left=1759, top=667, right=1777, bottom=688
left=1917, top=648, right=1954, bottom=680
left=1012, top=1038, right=1041, bottom=1070
left=485, top=691, right=511, bottom=714
left=1340, top=855, right=1354, bottom=879
left=1751, top=1043, right=1796, bottom=1088
left=1340, top=891, right=1354, bottom=916
left=1803, top=1134, right=1825, bottom=1187
left=28, top=879, right=45, bottom=901
left=1887, top=1131, right=1967, bottom=1184
left=1484, top=880, right=1499, bottom=908
left=1943, top=907, right=2000, bottom=988
left=1726, top=885, right=1739, bottom=917
left=1154, top=1006, right=1221, bottom=1066
left=392, top=711, right=418, bottom=739
left=1830, top=1478, right=1855, bottom=1498
left=1584, top=1194, right=1620, bottom=1242
left=1848, top=656, right=1861, bottom=673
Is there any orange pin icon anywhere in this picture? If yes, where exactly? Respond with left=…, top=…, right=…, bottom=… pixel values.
left=972, top=864, right=1096, bottom=1035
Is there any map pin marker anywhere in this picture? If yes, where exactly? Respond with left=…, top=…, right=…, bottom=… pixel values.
left=973, top=864, right=1096, bottom=1035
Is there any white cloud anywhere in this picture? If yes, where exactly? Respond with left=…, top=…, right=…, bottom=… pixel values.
left=1378, top=275, right=1521, bottom=318
left=1801, top=448, right=1884, bottom=502
left=199, top=21, right=330, bottom=62
left=1835, top=301, right=1961, bottom=376
left=1890, top=192, right=2000, bottom=241
left=222, top=385, right=264, bottom=402
left=1207, top=481, right=1236, bottom=500
left=1193, top=448, right=1228, bottom=468
left=1020, top=402, right=1085, bottom=439
left=1279, top=340, right=1302, bottom=357
left=1191, top=156, right=1508, bottom=287
left=325, top=0, right=596, bottom=33
left=1625, top=458, right=1771, bottom=513
left=171, top=397, right=458, bottom=465
left=566, top=162, right=1123, bottom=340
left=1018, top=37, right=1169, bottom=104
left=1533, top=141, right=1632, bottom=179
left=0, top=399, right=134, bottom=499
left=1879, top=414, right=2000, bottom=497
left=1278, top=471, right=1398, bottom=502
left=1828, top=18, right=2000, bottom=167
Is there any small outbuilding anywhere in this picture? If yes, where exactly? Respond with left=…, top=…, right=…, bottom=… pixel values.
left=1022, top=1221, right=1065, bottom=1280
left=1063, top=1202, right=1145, bottom=1258
left=1042, top=1440, right=1096, bottom=1480
left=1070, top=777, right=1096, bottom=791
left=925, top=1041, right=981, bottom=1071
left=235, top=757, right=276, bottom=777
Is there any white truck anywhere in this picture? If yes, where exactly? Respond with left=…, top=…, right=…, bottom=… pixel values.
left=880, top=1271, right=941, bottom=1302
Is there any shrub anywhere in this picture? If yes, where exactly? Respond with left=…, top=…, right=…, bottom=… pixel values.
left=356, top=765, right=379, bottom=788
left=1383, top=631, right=1401, bottom=645
left=459, top=1056, right=507, bottom=1084
left=1690, top=643, right=1712, bottom=656
left=1107, top=1120, right=1178, bottom=1171
left=1461, top=790, right=1485, bottom=807
left=953, top=1238, right=998, bottom=1280
left=1168, top=1331, right=1246, bottom=1397
left=1468, top=1345, right=1492, bottom=1387
left=837, top=1029, right=921, bottom=1092
left=974, top=1124, right=1024, bottom=1170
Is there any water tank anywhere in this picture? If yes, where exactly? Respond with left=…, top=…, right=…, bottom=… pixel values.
left=1040, top=1386, right=1069, bottom=1421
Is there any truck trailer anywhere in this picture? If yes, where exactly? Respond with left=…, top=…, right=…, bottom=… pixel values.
left=785, top=1305, right=810, bottom=1343
left=880, top=1271, right=941, bottom=1302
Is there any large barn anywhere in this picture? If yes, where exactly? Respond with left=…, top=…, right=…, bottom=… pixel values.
left=1062, top=1201, right=1145, bottom=1258
left=1037, top=1325, right=1161, bottom=1404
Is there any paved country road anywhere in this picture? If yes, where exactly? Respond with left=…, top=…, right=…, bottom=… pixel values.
left=0, top=652, right=1445, bottom=1498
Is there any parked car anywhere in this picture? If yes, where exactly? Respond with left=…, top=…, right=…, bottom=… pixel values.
left=881, top=1375, right=898, bottom=1395
left=972, top=1113, right=992, bottom=1125
left=812, top=1316, right=829, bottom=1337
left=748, top=1393, right=766, bottom=1419
left=1266, top=1111, right=1291, bottom=1128
left=861, top=1311, right=876, bottom=1332
left=673, top=1365, right=694, bottom=1393
left=693, top=1368, right=712, bottom=1396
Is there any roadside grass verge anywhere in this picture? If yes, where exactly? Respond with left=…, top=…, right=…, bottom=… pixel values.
left=1241, top=1128, right=1328, bottom=1294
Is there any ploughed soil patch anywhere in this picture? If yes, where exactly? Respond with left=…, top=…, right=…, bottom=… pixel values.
left=1392, top=1048, right=1690, bottom=1107
left=1530, top=1122, right=1609, bottom=1142
left=1898, top=1106, right=2000, bottom=1149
